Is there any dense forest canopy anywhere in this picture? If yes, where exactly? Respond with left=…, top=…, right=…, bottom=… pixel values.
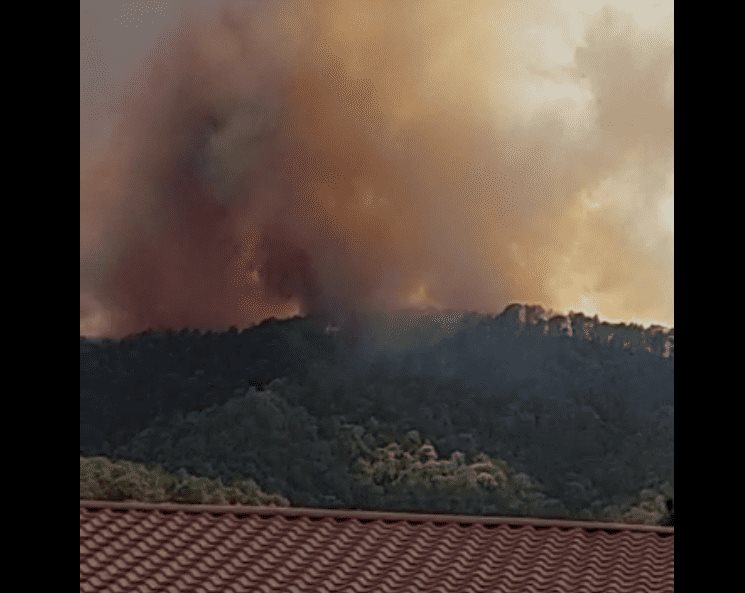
left=80, top=456, right=287, bottom=506
left=80, top=304, right=673, bottom=524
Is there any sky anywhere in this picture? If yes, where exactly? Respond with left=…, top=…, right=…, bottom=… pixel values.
left=80, top=0, right=674, bottom=336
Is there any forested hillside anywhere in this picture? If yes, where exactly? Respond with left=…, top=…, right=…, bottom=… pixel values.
left=80, top=305, right=673, bottom=524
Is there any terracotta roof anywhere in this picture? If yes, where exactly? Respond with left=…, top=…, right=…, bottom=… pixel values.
left=80, top=500, right=674, bottom=593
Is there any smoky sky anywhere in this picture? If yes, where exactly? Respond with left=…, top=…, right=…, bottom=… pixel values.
left=80, top=0, right=674, bottom=337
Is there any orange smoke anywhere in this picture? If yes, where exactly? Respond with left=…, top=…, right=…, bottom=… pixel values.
left=80, top=1, right=673, bottom=336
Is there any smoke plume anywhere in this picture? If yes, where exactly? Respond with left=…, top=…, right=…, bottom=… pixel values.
left=80, top=0, right=673, bottom=336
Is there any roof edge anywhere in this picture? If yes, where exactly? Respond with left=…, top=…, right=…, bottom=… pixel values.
left=80, top=500, right=674, bottom=535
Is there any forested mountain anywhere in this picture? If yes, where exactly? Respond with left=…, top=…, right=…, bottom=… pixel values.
left=80, top=305, right=673, bottom=524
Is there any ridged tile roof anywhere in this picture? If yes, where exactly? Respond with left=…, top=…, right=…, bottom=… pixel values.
left=80, top=500, right=674, bottom=593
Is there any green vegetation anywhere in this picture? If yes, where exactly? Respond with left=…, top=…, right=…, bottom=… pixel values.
left=81, top=310, right=673, bottom=523
left=80, top=456, right=288, bottom=506
left=350, top=431, right=558, bottom=516
left=618, top=483, right=674, bottom=525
